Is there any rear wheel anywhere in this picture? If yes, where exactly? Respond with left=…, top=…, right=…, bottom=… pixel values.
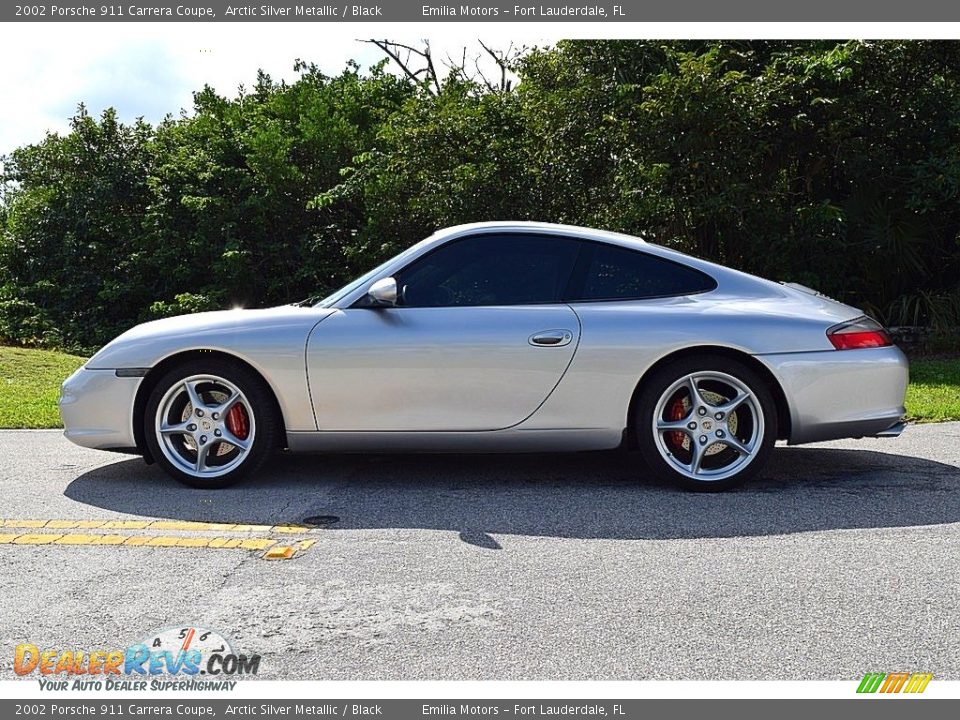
left=144, top=359, right=279, bottom=488
left=635, top=356, right=777, bottom=491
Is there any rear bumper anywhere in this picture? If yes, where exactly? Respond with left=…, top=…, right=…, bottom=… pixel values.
left=756, top=345, right=908, bottom=445
left=58, top=366, right=141, bottom=450
left=874, top=420, right=907, bottom=438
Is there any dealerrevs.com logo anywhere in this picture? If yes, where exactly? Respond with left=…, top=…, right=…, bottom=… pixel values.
left=14, top=626, right=259, bottom=691
left=856, top=672, right=933, bottom=694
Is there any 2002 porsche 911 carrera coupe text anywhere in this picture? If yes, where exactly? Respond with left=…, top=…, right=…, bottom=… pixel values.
left=59, top=222, right=909, bottom=491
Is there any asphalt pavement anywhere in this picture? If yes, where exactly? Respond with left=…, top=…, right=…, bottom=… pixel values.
left=0, top=425, right=958, bottom=680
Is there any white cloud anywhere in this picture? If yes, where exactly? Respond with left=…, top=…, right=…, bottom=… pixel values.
left=0, top=23, right=555, bottom=156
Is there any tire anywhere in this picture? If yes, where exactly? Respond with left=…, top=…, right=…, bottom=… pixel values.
left=143, top=359, right=280, bottom=489
left=635, top=355, right=778, bottom=492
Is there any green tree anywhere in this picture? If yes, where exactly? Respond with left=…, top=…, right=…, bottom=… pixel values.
left=3, top=41, right=960, bottom=352
left=0, top=106, right=154, bottom=348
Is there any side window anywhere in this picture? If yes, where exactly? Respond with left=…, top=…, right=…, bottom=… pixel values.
left=573, top=243, right=716, bottom=301
left=397, top=233, right=581, bottom=307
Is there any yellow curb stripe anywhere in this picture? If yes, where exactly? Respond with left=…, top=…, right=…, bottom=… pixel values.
left=122, top=536, right=151, bottom=546
left=263, top=546, right=296, bottom=560
left=45, top=520, right=81, bottom=529
left=238, top=538, right=276, bottom=550
left=13, top=534, right=63, bottom=544
left=102, top=520, right=151, bottom=530
left=0, top=519, right=319, bottom=557
left=261, top=538, right=318, bottom=560
left=148, top=520, right=238, bottom=531
left=145, top=536, right=182, bottom=547
left=0, top=532, right=295, bottom=551
left=208, top=537, right=242, bottom=548
left=174, top=537, right=211, bottom=548
left=0, top=519, right=323, bottom=534
left=54, top=534, right=97, bottom=545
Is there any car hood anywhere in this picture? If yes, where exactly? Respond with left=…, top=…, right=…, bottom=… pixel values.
left=86, top=305, right=333, bottom=369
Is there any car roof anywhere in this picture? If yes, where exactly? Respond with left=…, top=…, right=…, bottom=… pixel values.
left=433, top=221, right=649, bottom=250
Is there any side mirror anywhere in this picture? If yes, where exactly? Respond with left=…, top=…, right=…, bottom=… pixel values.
left=366, top=277, right=398, bottom=307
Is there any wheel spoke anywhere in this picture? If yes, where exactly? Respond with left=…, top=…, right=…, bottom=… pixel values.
left=686, top=376, right=706, bottom=408
left=715, top=391, right=751, bottom=415
left=195, top=443, right=210, bottom=473
left=688, top=438, right=708, bottom=473
left=222, top=428, right=250, bottom=452
left=721, top=435, right=753, bottom=457
left=184, top=380, right=205, bottom=412
left=211, top=391, right=239, bottom=417
left=657, top=418, right=692, bottom=433
left=159, top=420, right=191, bottom=436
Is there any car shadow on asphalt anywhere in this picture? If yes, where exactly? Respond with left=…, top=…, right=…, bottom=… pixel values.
left=63, top=446, right=960, bottom=543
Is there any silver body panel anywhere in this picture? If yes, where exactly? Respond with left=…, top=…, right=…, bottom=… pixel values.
left=83, top=305, right=332, bottom=432
left=59, top=221, right=908, bottom=455
left=306, top=305, right=580, bottom=431
left=285, top=428, right=622, bottom=453
left=59, top=368, right=142, bottom=450
left=756, top=346, right=908, bottom=444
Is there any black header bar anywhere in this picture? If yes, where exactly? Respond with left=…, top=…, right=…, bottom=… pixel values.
left=7, top=0, right=960, bottom=22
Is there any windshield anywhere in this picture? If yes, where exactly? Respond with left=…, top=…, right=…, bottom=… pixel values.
left=313, top=257, right=397, bottom=308
left=313, top=237, right=435, bottom=308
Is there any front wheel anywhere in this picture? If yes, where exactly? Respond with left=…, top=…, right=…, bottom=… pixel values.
left=635, top=356, right=777, bottom=491
left=144, top=360, right=279, bottom=488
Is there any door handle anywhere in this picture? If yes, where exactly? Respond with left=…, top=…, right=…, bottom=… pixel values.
left=529, top=330, right=574, bottom=347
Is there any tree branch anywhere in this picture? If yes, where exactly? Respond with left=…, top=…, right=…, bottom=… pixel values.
left=363, top=39, right=441, bottom=95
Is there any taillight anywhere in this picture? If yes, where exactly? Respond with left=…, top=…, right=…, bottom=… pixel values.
left=827, top=317, right=893, bottom=350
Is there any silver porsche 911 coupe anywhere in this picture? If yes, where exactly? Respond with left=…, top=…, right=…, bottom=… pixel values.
left=59, top=221, right=908, bottom=491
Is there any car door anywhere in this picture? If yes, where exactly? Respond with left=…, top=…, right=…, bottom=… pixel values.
left=306, top=232, right=583, bottom=431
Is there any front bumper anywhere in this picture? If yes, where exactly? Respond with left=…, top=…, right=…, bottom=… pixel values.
left=756, top=345, right=909, bottom=445
left=58, top=366, right=141, bottom=450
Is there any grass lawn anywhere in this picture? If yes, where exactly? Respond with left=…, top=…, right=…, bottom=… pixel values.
left=0, top=346, right=86, bottom=428
left=905, top=358, right=960, bottom=423
left=0, top=345, right=957, bottom=429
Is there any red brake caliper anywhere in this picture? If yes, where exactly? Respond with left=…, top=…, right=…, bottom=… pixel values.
left=226, top=403, right=250, bottom=440
left=666, top=397, right=687, bottom=450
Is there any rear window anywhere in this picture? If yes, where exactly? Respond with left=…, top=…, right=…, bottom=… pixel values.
left=570, top=243, right=717, bottom=301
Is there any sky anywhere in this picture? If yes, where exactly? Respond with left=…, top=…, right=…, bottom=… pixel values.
left=0, top=23, right=553, bottom=157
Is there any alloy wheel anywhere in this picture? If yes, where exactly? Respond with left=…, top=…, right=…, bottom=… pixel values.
left=651, top=371, right=764, bottom=483
left=154, top=374, right=256, bottom=479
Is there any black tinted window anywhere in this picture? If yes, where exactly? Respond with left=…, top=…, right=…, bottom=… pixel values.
left=573, top=243, right=716, bottom=300
left=398, top=234, right=580, bottom=307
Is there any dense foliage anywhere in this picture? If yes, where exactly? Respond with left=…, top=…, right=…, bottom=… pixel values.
left=3, top=41, right=960, bottom=353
